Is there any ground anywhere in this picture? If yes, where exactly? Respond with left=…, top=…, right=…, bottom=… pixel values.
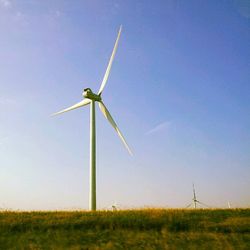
left=0, top=209, right=249, bottom=249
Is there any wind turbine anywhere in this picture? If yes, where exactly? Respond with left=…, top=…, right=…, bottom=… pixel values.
left=111, top=201, right=118, bottom=211
left=52, top=26, right=132, bottom=211
left=192, top=183, right=198, bottom=209
left=186, top=184, right=210, bottom=209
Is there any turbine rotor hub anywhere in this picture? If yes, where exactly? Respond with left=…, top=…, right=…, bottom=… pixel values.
left=83, top=88, right=101, bottom=101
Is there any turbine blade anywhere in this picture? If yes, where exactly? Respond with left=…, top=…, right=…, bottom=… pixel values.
left=98, top=101, right=132, bottom=155
left=186, top=203, right=192, bottom=208
left=98, top=25, right=122, bottom=95
left=197, top=201, right=210, bottom=208
left=52, top=99, right=91, bottom=116
left=193, top=183, right=197, bottom=200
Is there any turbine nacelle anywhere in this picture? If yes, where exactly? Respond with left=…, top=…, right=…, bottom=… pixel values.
left=83, top=88, right=101, bottom=101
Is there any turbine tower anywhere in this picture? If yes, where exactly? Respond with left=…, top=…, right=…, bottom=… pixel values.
left=52, top=26, right=132, bottom=211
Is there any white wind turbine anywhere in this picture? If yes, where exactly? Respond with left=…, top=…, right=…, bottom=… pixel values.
left=52, top=26, right=132, bottom=211
left=186, top=184, right=210, bottom=209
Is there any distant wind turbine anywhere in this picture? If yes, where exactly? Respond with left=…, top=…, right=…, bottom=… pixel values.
left=186, top=184, right=210, bottom=209
left=52, top=26, right=132, bottom=211
left=111, top=201, right=118, bottom=211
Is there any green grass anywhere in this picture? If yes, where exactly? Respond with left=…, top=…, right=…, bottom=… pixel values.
left=0, top=209, right=249, bottom=249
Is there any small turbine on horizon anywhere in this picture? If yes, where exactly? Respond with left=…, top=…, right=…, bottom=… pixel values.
left=52, top=26, right=132, bottom=211
left=111, top=201, right=119, bottom=211
left=186, top=184, right=210, bottom=209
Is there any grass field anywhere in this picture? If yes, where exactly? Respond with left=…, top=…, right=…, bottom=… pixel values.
left=0, top=209, right=249, bottom=249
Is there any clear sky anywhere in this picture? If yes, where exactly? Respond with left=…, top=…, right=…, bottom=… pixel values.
left=0, top=0, right=249, bottom=210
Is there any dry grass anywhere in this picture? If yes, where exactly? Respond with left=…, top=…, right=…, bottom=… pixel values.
left=0, top=209, right=249, bottom=249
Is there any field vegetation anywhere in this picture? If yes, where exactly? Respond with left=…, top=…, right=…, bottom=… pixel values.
left=0, top=208, right=249, bottom=249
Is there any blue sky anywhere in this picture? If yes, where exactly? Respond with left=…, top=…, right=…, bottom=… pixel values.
left=0, top=0, right=249, bottom=210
